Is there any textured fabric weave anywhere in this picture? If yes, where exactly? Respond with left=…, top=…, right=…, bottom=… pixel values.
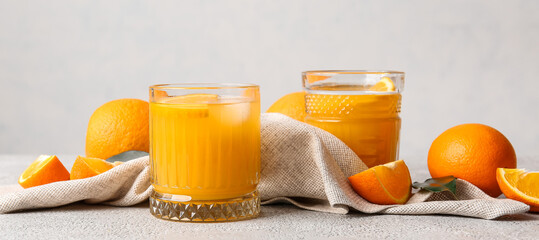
left=0, top=113, right=529, bottom=219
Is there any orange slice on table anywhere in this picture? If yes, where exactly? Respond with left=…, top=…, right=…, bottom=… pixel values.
left=18, top=155, right=70, bottom=189
left=496, top=168, right=539, bottom=212
left=348, top=160, right=412, bottom=205
left=70, top=156, right=115, bottom=180
left=369, top=77, right=396, bottom=92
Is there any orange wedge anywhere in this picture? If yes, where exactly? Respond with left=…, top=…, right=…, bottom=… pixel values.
left=369, top=77, right=396, bottom=92
left=496, top=168, right=539, bottom=212
left=18, top=155, right=70, bottom=188
left=348, top=160, right=412, bottom=205
left=70, top=156, right=115, bottom=180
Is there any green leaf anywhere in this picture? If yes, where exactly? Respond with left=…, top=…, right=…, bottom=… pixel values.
left=106, top=150, right=149, bottom=163
left=412, top=176, right=458, bottom=200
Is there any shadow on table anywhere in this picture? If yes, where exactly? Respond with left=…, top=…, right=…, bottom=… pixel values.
left=8, top=200, right=150, bottom=214
left=262, top=202, right=539, bottom=222
left=496, top=212, right=538, bottom=221
left=260, top=202, right=372, bottom=220
left=350, top=210, right=539, bottom=221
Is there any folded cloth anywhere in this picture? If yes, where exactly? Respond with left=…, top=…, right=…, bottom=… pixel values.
left=0, top=113, right=529, bottom=219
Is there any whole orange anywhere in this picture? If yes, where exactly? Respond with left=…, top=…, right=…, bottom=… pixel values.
left=266, top=92, right=306, bottom=122
left=86, top=98, right=149, bottom=159
left=428, top=123, right=516, bottom=197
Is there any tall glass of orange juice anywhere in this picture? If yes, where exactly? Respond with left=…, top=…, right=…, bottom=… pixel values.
left=148, top=83, right=260, bottom=222
left=303, top=71, right=404, bottom=168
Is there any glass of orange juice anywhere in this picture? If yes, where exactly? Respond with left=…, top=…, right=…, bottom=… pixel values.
left=148, top=83, right=260, bottom=222
left=303, top=71, right=405, bottom=168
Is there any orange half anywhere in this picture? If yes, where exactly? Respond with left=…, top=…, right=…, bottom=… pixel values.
left=70, top=156, right=115, bottom=180
left=348, top=160, right=412, bottom=205
left=496, top=168, right=539, bottom=212
left=18, top=155, right=70, bottom=188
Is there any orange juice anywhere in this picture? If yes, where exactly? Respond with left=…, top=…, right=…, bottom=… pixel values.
left=305, top=92, right=401, bottom=167
left=303, top=71, right=404, bottom=168
left=150, top=94, right=260, bottom=200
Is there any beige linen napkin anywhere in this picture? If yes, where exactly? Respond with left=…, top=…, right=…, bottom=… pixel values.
left=0, top=113, right=529, bottom=219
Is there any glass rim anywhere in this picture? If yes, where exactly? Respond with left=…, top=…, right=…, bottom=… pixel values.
left=150, top=83, right=259, bottom=90
left=303, top=70, right=404, bottom=75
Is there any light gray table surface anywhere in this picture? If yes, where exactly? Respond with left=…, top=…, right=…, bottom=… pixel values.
left=0, top=154, right=537, bottom=239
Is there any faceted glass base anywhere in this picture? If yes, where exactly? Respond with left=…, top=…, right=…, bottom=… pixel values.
left=149, top=190, right=260, bottom=222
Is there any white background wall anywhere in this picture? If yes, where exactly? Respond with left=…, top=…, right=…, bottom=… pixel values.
left=1, top=0, right=538, bottom=159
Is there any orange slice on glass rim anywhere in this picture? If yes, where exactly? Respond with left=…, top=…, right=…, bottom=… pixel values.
left=369, top=77, right=396, bottom=92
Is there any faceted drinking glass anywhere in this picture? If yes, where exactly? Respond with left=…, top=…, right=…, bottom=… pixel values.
left=303, top=71, right=404, bottom=168
left=149, top=83, right=260, bottom=222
